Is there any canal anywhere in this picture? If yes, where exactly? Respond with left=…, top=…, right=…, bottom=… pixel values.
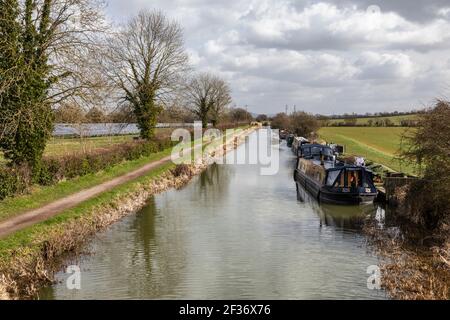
left=41, top=132, right=386, bottom=300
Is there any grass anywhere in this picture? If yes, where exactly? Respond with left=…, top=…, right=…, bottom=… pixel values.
left=0, top=126, right=251, bottom=255
left=44, top=135, right=137, bottom=157
left=318, top=127, right=416, bottom=175
left=0, top=161, right=175, bottom=255
left=327, top=114, right=418, bottom=126
left=0, top=126, right=248, bottom=222
left=0, top=147, right=174, bottom=222
left=0, top=128, right=176, bottom=160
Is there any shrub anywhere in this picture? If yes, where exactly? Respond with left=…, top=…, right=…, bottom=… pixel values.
left=0, top=138, right=177, bottom=201
left=172, top=164, right=193, bottom=178
left=400, top=100, right=450, bottom=231
left=0, top=165, right=32, bottom=200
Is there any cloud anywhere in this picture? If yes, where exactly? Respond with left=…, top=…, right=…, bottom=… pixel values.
left=104, top=0, right=450, bottom=114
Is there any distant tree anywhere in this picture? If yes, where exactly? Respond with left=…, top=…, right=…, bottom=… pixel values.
left=54, top=104, right=86, bottom=124
left=289, top=112, right=320, bottom=137
left=384, top=118, right=394, bottom=127
left=102, top=10, right=189, bottom=139
left=209, top=81, right=232, bottom=127
left=256, top=114, right=268, bottom=122
left=230, top=108, right=252, bottom=124
left=158, top=104, right=195, bottom=123
left=344, top=118, right=358, bottom=126
left=108, top=105, right=137, bottom=123
left=270, top=113, right=290, bottom=130
left=185, top=73, right=232, bottom=128
left=85, top=107, right=106, bottom=123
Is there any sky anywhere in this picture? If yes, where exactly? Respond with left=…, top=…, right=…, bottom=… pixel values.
left=104, top=0, right=450, bottom=115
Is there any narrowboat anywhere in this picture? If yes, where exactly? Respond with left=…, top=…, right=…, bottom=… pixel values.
left=292, top=137, right=310, bottom=156
left=297, top=143, right=335, bottom=163
left=294, top=157, right=378, bottom=205
left=286, top=134, right=295, bottom=148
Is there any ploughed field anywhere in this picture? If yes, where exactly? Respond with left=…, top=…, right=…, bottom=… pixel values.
left=318, top=127, right=415, bottom=175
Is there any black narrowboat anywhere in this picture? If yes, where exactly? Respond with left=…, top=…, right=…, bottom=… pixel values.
left=286, top=134, right=295, bottom=148
left=292, top=137, right=310, bottom=156
left=294, top=158, right=378, bottom=205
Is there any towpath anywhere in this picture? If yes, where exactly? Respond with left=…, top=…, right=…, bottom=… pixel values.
left=0, top=128, right=254, bottom=239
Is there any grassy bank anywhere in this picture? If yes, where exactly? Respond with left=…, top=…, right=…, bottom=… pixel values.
left=318, top=127, right=415, bottom=175
left=0, top=126, right=251, bottom=222
left=0, top=127, right=254, bottom=299
left=0, top=161, right=182, bottom=298
left=0, top=147, right=173, bottom=222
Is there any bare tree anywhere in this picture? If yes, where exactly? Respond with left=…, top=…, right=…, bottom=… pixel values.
left=185, top=73, right=232, bottom=128
left=209, top=79, right=232, bottom=127
left=0, top=0, right=107, bottom=168
left=101, top=10, right=189, bottom=139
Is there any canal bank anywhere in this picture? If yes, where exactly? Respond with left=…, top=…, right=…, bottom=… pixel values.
left=40, top=134, right=386, bottom=300
left=0, top=127, right=256, bottom=299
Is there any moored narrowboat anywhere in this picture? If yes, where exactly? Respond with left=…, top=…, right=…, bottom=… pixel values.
left=294, top=158, right=378, bottom=205
left=292, top=137, right=310, bottom=156
left=286, top=134, right=295, bottom=148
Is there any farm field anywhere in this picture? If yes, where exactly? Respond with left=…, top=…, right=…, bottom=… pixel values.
left=0, top=128, right=176, bottom=161
left=44, top=135, right=137, bottom=157
left=327, top=114, right=418, bottom=126
left=318, top=127, right=416, bottom=175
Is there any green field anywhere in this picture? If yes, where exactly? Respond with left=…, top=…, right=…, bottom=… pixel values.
left=327, top=114, right=418, bottom=126
left=0, top=128, right=177, bottom=161
left=0, top=135, right=137, bottom=162
left=318, top=127, right=416, bottom=175
left=44, top=135, right=137, bottom=156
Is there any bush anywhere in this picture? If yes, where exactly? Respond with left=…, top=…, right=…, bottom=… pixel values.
left=0, top=138, right=177, bottom=201
left=0, top=165, right=32, bottom=200
left=400, top=100, right=450, bottom=231
left=172, top=164, right=193, bottom=178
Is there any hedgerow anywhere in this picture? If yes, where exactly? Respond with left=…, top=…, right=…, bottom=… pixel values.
left=0, top=138, right=176, bottom=201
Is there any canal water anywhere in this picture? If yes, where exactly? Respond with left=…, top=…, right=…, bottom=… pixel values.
left=41, top=132, right=386, bottom=300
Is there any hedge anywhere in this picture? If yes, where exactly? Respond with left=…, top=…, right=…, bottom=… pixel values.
left=0, top=138, right=176, bottom=201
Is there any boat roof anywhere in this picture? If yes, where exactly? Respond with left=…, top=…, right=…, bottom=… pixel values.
left=301, top=143, right=332, bottom=149
left=327, top=164, right=373, bottom=173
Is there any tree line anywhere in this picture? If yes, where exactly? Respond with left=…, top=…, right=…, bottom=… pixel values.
left=0, top=2, right=247, bottom=173
left=324, top=117, right=420, bottom=127
left=270, top=112, right=320, bottom=138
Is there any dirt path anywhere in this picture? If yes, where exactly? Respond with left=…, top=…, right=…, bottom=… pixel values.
left=0, top=154, right=173, bottom=239
left=0, top=129, right=254, bottom=239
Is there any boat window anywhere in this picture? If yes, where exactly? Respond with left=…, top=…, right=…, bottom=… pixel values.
left=347, top=170, right=362, bottom=188
left=323, top=148, right=333, bottom=157
left=363, top=171, right=374, bottom=188
left=327, top=170, right=341, bottom=186
left=333, top=171, right=346, bottom=188
left=302, top=147, right=311, bottom=157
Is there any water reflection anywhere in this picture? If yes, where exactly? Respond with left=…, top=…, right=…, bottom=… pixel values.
left=296, top=183, right=377, bottom=232
left=41, top=134, right=386, bottom=300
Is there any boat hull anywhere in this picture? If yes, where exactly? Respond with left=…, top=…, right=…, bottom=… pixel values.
left=294, top=170, right=377, bottom=205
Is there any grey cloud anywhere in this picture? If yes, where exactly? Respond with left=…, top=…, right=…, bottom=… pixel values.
left=104, top=0, right=450, bottom=115
left=328, top=0, right=450, bottom=22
